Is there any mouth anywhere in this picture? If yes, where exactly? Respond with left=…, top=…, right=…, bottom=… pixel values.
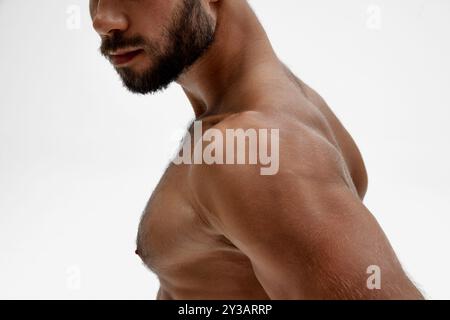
left=108, top=48, right=144, bottom=67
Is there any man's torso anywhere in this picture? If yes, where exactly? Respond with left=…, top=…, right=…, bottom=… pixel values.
left=136, top=76, right=368, bottom=300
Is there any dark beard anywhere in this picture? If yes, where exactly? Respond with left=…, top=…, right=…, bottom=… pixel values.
left=100, top=0, right=215, bottom=95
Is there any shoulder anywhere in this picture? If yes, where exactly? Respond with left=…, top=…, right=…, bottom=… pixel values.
left=196, top=109, right=346, bottom=177
left=199, top=110, right=275, bottom=132
left=188, top=109, right=351, bottom=211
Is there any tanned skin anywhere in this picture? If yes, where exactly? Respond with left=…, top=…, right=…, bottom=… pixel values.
left=90, top=0, right=424, bottom=299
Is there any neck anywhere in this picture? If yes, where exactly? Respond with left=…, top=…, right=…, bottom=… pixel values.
left=176, top=0, right=286, bottom=118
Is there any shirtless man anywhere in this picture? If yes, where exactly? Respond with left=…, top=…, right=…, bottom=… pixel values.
left=89, top=0, right=424, bottom=299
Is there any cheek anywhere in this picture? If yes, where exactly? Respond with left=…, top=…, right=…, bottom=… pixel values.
left=128, top=0, right=179, bottom=38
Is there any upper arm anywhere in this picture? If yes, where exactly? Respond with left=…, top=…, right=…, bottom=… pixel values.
left=190, top=122, right=422, bottom=299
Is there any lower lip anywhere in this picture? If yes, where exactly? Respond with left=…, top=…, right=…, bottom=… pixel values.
left=110, top=50, right=143, bottom=66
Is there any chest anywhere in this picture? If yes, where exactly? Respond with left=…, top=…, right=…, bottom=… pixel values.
left=135, top=164, right=226, bottom=274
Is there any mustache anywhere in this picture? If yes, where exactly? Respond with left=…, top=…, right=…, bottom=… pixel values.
left=100, top=32, right=148, bottom=56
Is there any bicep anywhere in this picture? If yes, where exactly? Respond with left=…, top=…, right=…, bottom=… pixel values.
left=200, top=173, right=420, bottom=299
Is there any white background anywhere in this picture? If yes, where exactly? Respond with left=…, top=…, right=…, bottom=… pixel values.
left=0, top=0, right=449, bottom=299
